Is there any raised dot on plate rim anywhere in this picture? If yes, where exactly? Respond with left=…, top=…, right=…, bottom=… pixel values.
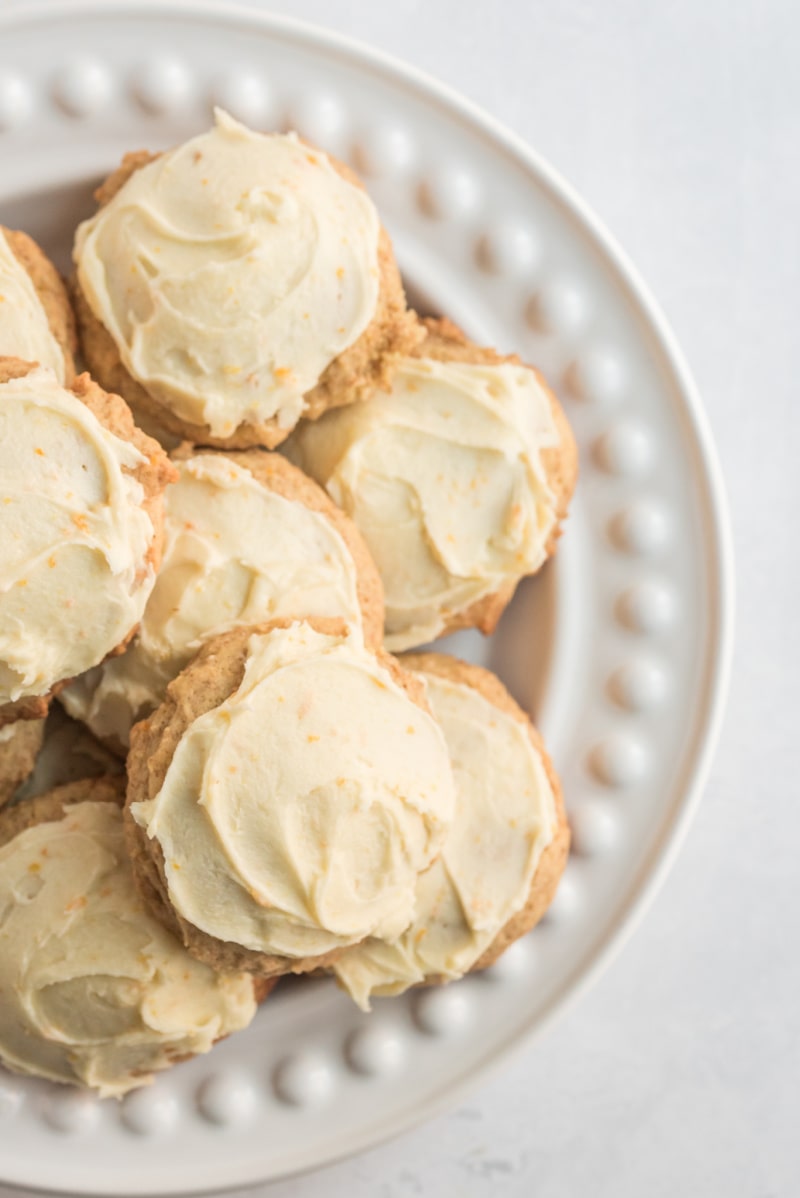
left=526, top=278, right=590, bottom=336
left=351, top=124, right=415, bottom=177
left=0, top=74, right=32, bottom=129
left=482, top=936, right=533, bottom=980
left=564, top=346, right=626, bottom=403
left=345, top=1023, right=405, bottom=1076
left=42, top=1088, right=100, bottom=1134
left=196, top=1071, right=258, bottom=1126
left=120, top=1087, right=179, bottom=1136
left=133, top=56, right=193, bottom=114
left=543, top=869, right=580, bottom=922
left=593, top=422, right=653, bottom=476
left=272, top=1053, right=333, bottom=1107
left=616, top=579, right=676, bottom=633
left=417, top=167, right=481, bottom=219
left=211, top=72, right=273, bottom=126
left=411, top=983, right=474, bottom=1035
left=289, top=92, right=345, bottom=149
left=52, top=60, right=112, bottom=117
left=475, top=224, right=540, bottom=276
left=570, top=799, right=620, bottom=856
left=589, top=733, right=649, bottom=787
left=608, top=658, right=669, bottom=711
left=609, top=501, right=670, bottom=555
left=0, top=1080, right=23, bottom=1118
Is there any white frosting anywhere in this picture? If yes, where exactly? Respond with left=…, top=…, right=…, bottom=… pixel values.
left=0, top=367, right=156, bottom=704
left=61, top=454, right=365, bottom=747
left=0, top=232, right=65, bottom=381
left=334, top=669, right=558, bottom=1008
left=131, top=623, right=455, bottom=960
left=284, top=355, right=560, bottom=649
left=74, top=109, right=381, bottom=438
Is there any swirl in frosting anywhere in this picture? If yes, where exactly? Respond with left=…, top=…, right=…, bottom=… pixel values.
left=74, top=109, right=381, bottom=438
left=284, top=356, right=560, bottom=649
left=0, top=800, right=256, bottom=1096
left=131, top=623, right=455, bottom=959
left=333, top=668, right=558, bottom=1008
left=0, top=367, right=155, bottom=704
left=61, top=454, right=366, bottom=748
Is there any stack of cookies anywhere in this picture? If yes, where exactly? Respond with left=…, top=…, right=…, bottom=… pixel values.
left=0, top=110, right=576, bottom=1098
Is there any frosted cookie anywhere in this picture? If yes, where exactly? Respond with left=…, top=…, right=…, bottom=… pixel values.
left=0, top=776, right=261, bottom=1097
left=0, top=227, right=76, bottom=383
left=73, top=109, right=421, bottom=450
left=333, top=653, right=570, bottom=1008
left=125, top=618, right=455, bottom=977
left=285, top=316, right=578, bottom=650
left=61, top=449, right=384, bottom=752
left=0, top=719, right=45, bottom=808
left=0, top=358, right=176, bottom=726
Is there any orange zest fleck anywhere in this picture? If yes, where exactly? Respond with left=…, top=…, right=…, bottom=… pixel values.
left=34, top=447, right=45, bottom=457
left=70, top=512, right=89, bottom=532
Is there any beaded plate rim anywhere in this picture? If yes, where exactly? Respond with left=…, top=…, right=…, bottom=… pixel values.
left=0, top=1, right=734, bottom=1192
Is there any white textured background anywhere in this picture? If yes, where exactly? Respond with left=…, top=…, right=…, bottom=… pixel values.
left=3, top=1, right=798, bottom=1195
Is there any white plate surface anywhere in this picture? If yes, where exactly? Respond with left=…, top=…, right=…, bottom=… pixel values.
left=0, top=2, right=733, bottom=1193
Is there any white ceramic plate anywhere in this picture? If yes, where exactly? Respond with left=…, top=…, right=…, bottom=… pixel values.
left=0, top=2, right=733, bottom=1193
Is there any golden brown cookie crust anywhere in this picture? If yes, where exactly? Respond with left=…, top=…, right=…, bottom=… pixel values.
left=21, top=705, right=126, bottom=798
left=0, top=357, right=177, bottom=727
left=401, top=651, right=570, bottom=974
left=124, top=617, right=433, bottom=978
left=0, top=719, right=45, bottom=809
left=74, top=147, right=422, bottom=450
left=2, top=227, right=77, bottom=384
left=411, top=317, right=579, bottom=639
left=0, top=774, right=125, bottom=847
left=172, top=445, right=385, bottom=649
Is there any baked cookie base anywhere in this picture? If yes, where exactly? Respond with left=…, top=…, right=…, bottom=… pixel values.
left=0, top=719, right=46, bottom=809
